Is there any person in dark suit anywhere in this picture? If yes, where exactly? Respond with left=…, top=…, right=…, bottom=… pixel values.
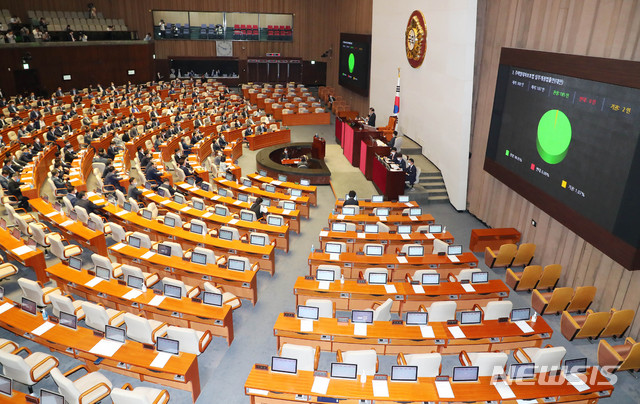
left=75, top=191, right=100, bottom=215
left=387, top=131, right=398, bottom=148
left=405, top=158, right=417, bottom=189
left=389, top=147, right=399, bottom=163
left=127, top=177, right=143, bottom=202
left=0, top=169, right=10, bottom=190
left=32, top=137, right=44, bottom=152
left=103, top=166, right=124, bottom=192
left=51, top=169, right=68, bottom=194
left=249, top=197, right=266, bottom=220
left=145, top=163, right=163, bottom=185
left=65, top=186, right=78, bottom=206
left=159, top=178, right=176, bottom=196
left=180, top=160, right=202, bottom=184
left=343, top=190, right=359, bottom=206
left=396, top=152, right=406, bottom=171
left=367, top=107, right=376, bottom=126
left=7, top=172, right=30, bottom=211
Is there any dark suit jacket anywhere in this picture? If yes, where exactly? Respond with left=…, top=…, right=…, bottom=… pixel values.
left=7, top=179, right=23, bottom=198
left=76, top=198, right=99, bottom=215
left=405, top=164, right=417, bottom=184
left=343, top=198, right=359, bottom=206
left=367, top=113, right=376, bottom=126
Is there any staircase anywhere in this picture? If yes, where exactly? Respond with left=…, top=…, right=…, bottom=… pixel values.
left=398, top=136, right=450, bottom=205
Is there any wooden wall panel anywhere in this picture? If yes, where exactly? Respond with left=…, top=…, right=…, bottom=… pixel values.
left=471, top=0, right=640, bottom=339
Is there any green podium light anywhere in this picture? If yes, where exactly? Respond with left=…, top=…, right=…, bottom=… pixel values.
left=537, top=109, right=572, bottom=165
left=348, top=53, right=355, bottom=74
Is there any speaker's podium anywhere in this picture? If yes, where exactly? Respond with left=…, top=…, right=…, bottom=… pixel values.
left=372, top=154, right=405, bottom=201
left=337, top=118, right=381, bottom=167
left=360, top=133, right=391, bottom=180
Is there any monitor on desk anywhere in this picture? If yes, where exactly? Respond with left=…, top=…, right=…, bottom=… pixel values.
left=219, top=229, right=233, bottom=241
left=105, top=324, right=126, bottom=343
left=228, top=258, right=245, bottom=272
left=259, top=170, right=268, bottom=177
left=371, top=195, right=384, bottom=203
left=95, top=266, right=110, bottom=280
left=509, top=363, right=535, bottom=380
left=163, top=284, right=182, bottom=299
left=376, top=208, right=390, bottom=217
left=128, top=236, right=141, bottom=248
left=330, top=363, right=358, bottom=379
left=351, top=310, right=374, bottom=324
left=447, top=245, right=463, bottom=256
left=225, top=173, right=234, bottom=181
left=265, top=184, right=276, bottom=193
left=40, top=389, right=64, bottom=404
left=156, top=336, right=180, bottom=355
left=290, top=189, right=302, bottom=197
left=240, top=211, right=255, bottom=222
left=460, top=311, right=482, bottom=325
left=297, top=305, right=319, bottom=320
left=564, top=358, right=588, bottom=374
left=69, top=210, right=78, bottom=221
left=249, top=234, right=266, bottom=246
left=127, top=275, right=144, bottom=290
left=243, top=179, right=252, bottom=187
left=141, top=209, right=153, bottom=220
left=407, top=245, right=424, bottom=257
left=59, top=311, right=77, bottom=330
left=429, top=224, right=443, bottom=234
left=364, top=224, right=379, bottom=234
left=174, top=194, right=186, bottom=204
left=0, top=375, right=10, bottom=397
left=471, top=271, right=489, bottom=284
left=164, top=216, right=175, bottom=227
left=187, top=177, right=196, bottom=186
left=510, top=308, right=531, bottom=322
left=192, top=200, right=204, bottom=211
left=214, top=206, right=227, bottom=216
left=10, top=229, right=20, bottom=240
left=325, top=242, right=342, bottom=254
left=202, top=291, right=223, bottom=307
left=316, top=268, right=336, bottom=282
left=268, top=216, right=283, bottom=226
left=391, top=365, right=418, bottom=382
left=331, top=222, right=347, bottom=232
left=405, top=311, right=428, bottom=325
left=87, top=219, right=97, bottom=231
left=53, top=202, right=62, bottom=212
left=278, top=174, right=288, bottom=182
left=261, top=198, right=271, bottom=207
left=421, top=273, right=440, bottom=285
left=190, top=223, right=204, bottom=235
left=0, top=217, right=6, bottom=230
left=368, top=272, right=388, bottom=285
left=21, top=297, right=37, bottom=315
left=200, top=182, right=210, bottom=191
left=365, top=245, right=383, bottom=256
left=398, top=195, right=409, bottom=203
left=218, top=188, right=228, bottom=197
left=68, top=256, right=82, bottom=270
left=342, top=206, right=356, bottom=216
left=191, top=252, right=207, bottom=265
left=122, top=201, right=132, bottom=212
left=282, top=201, right=295, bottom=211
left=409, top=207, right=422, bottom=216
left=157, top=244, right=172, bottom=257
left=300, top=179, right=310, bottom=186
left=237, top=193, right=249, bottom=202
left=452, top=366, right=479, bottom=382
left=271, top=356, right=297, bottom=374
left=397, top=225, right=411, bottom=234
left=157, top=188, right=166, bottom=197
left=145, top=182, right=153, bottom=190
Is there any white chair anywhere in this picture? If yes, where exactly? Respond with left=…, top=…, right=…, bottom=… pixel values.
left=432, top=238, right=449, bottom=255
left=4, top=203, right=36, bottom=226
left=50, top=366, right=112, bottom=404
left=162, top=278, right=200, bottom=298
left=17, top=278, right=61, bottom=307
left=161, top=212, right=184, bottom=228
left=74, top=206, right=90, bottom=224
left=213, top=204, right=229, bottom=216
left=153, top=241, right=183, bottom=257
left=513, top=345, right=567, bottom=373
left=265, top=214, right=284, bottom=226
left=427, top=301, right=457, bottom=322
left=49, top=293, right=85, bottom=320
left=115, top=189, right=126, bottom=207
left=186, top=219, right=208, bottom=235
left=91, top=254, right=123, bottom=279
left=89, top=213, right=111, bottom=234
left=123, top=313, right=168, bottom=344
left=49, top=234, right=83, bottom=262
left=0, top=339, right=18, bottom=354
left=239, top=209, right=257, bottom=222
left=0, top=259, right=17, bottom=281
left=409, top=269, right=438, bottom=283
left=455, top=268, right=481, bottom=282
left=128, top=231, right=153, bottom=249
left=107, top=222, right=129, bottom=243
left=304, top=299, right=334, bottom=318
left=460, top=351, right=508, bottom=377
left=243, top=231, right=274, bottom=247
left=363, top=268, right=388, bottom=284
left=81, top=301, right=125, bottom=331
left=376, top=221, right=390, bottom=232
left=316, top=265, right=341, bottom=280
left=476, top=301, right=513, bottom=321
left=203, top=283, right=242, bottom=310
left=121, top=264, right=159, bottom=287
left=337, top=349, right=378, bottom=376
left=184, top=246, right=225, bottom=265
left=166, top=326, right=212, bottom=355
left=397, top=352, right=441, bottom=377
left=227, top=255, right=258, bottom=272
left=280, top=343, right=320, bottom=372
left=325, top=241, right=347, bottom=253
left=111, top=384, right=170, bottom=404
left=0, top=349, right=59, bottom=393
left=218, top=225, right=240, bottom=240
left=28, top=223, right=57, bottom=256
left=366, top=298, right=393, bottom=322
left=343, top=222, right=357, bottom=232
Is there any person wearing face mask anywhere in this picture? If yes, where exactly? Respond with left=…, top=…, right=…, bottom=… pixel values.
left=405, top=158, right=417, bottom=189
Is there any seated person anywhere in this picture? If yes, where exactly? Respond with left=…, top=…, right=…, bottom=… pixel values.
left=103, top=166, right=125, bottom=192
left=127, top=177, right=143, bottom=202
left=297, top=155, right=309, bottom=169
left=249, top=197, right=267, bottom=220
left=181, top=160, right=202, bottom=184
left=75, top=191, right=100, bottom=215
left=159, top=178, right=177, bottom=196
left=343, top=190, right=359, bottom=206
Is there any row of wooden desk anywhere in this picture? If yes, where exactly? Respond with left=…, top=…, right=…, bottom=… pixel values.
left=318, top=229, right=454, bottom=254
left=248, top=172, right=318, bottom=206
left=327, top=211, right=434, bottom=232
left=246, top=129, right=292, bottom=151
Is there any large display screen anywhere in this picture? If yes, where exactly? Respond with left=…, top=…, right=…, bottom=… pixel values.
left=485, top=48, right=640, bottom=270
left=338, top=33, right=371, bottom=96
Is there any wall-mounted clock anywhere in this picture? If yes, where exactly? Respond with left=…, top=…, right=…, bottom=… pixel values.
left=405, top=10, right=427, bottom=68
left=216, top=41, right=233, bottom=57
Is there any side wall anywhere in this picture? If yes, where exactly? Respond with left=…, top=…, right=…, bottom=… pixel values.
left=469, top=0, right=640, bottom=339
left=370, top=0, right=477, bottom=210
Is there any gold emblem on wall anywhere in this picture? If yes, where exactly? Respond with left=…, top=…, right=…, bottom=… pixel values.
left=405, top=10, right=427, bottom=68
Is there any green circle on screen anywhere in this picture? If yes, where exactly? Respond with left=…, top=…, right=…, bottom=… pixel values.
left=348, top=53, right=355, bottom=73
left=536, top=109, right=572, bottom=164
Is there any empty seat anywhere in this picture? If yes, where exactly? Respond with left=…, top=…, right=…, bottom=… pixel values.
left=536, top=264, right=562, bottom=290
left=505, top=265, right=543, bottom=291
left=396, top=352, right=441, bottom=377
left=427, top=301, right=457, bottom=322
left=279, top=343, right=320, bottom=372
left=597, top=337, right=640, bottom=373
left=166, top=326, right=211, bottom=355
left=513, top=345, right=566, bottom=373
left=18, top=278, right=61, bottom=307
left=565, top=286, right=597, bottom=313
left=561, top=309, right=610, bottom=341
left=111, top=384, right=170, bottom=404
left=600, top=309, right=635, bottom=339
left=49, top=293, right=85, bottom=320
left=81, top=301, right=125, bottom=331
left=337, top=349, right=378, bottom=376
left=124, top=313, right=168, bottom=344
left=511, top=243, right=536, bottom=267
left=459, top=350, right=508, bottom=376
left=304, top=299, right=334, bottom=318
left=531, top=287, right=573, bottom=315
left=50, top=367, right=112, bottom=404
left=474, top=301, right=513, bottom=321
left=364, top=298, right=393, bottom=322
left=0, top=349, right=59, bottom=393
left=484, top=243, right=517, bottom=268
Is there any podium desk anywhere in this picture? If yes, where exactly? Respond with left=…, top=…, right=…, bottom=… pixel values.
left=246, top=129, right=291, bottom=151
left=360, top=135, right=391, bottom=180
left=245, top=366, right=612, bottom=404
left=46, top=263, right=234, bottom=344
left=272, top=313, right=552, bottom=355
left=140, top=189, right=290, bottom=252
left=334, top=198, right=419, bottom=214
left=372, top=154, right=405, bottom=201
left=248, top=173, right=318, bottom=206
left=214, top=177, right=310, bottom=218
left=312, top=135, right=326, bottom=159
left=30, top=198, right=108, bottom=256
left=318, top=229, right=454, bottom=254
left=0, top=227, right=47, bottom=283
left=88, top=196, right=276, bottom=274
left=293, top=277, right=509, bottom=315
left=342, top=122, right=380, bottom=167
left=327, top=212, right=434, bottom=232
left=108, top=243, right=258, bottom=305
left=308, top=251, right=478, bottom=281
left=175, top=182, right=301, bottom=234
left=0, top=298, right=201, bottom=402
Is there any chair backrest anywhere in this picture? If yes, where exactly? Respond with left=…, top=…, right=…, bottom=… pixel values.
left=364, top=268, right=388, bottom=284
left=162, top=277, right=189, bottom=297
left=62, top=197, right=75, bottom=214
left=166, top=326, right=202, bottom=355
left=375, top=221, right=390, bottom=233
left=115, top=189, right=126, bottom=206
left=468, top=352, right=508, bottom=377
left=14, top=215, right=31, bottom=236
left=512, top=243, right=536, bottom=267
left=17, top=278, right=45, bottom=306
left=111, top=387, right=155, bottom=404
left=129, top=231, right=152, bottom=249
left=192, top=247, right=216, bottom=264
left=108, top=222, right=126, bottom=242
left=576, top=311, right=611, bottom=339
left=542, top=287, right=574, bottom=314
left=427, top=301, right=457, bottom=322
left=124, top=313, right=154, bottom=344
left=121, top=264, right=145, bottom=281
left=482, top=301, right=513, bottom=321
left=160, top=241, right=183, bottom=257
left=189, top=219, right=208, bottom=235
left=49, top=293, right=76, bottom=318
left=341, top=349, right=377, bottom=375
left=600, top=309, right=635, bottom=338
left=89, top=213, right=106, bottom=232
left=0, top=351, right=32, bottom=385
left=164, top=212, right=183, bottom=227
left=29, top=222, right=48, bottom=246
left=457, top=268, right=481, bottom=282
left=214, top=204, right=229, bottom=216
left=493, top=244, right=518, bottom=267
left=51, top=368, right=82, bottom=403
left=128, top=197, right=140, bottom=212
left=515, top=265, right=543, bottom=290
left=536, top=264, right=562, bottom=290
left=619, top=341, right=640, bottom=372
left=316, top=265, right=341, bottom=280
left=280, top=343, right=317, bottom=372
left=404, top=353, right=441, bottom=377
left=531, top=346, right=566, bottom=372
left=81, top=301, right=110, bottom=330
left=305, top=299, right=334, bottom=318
left=219, top=225, right=240, bottom=240
left=373, top=298, right=393, bottom=322
left=74, top=205, right=89, bottom=224
left=566, top=286, right=597, bottom=313
left=411, top=269, right=438, bottom=282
